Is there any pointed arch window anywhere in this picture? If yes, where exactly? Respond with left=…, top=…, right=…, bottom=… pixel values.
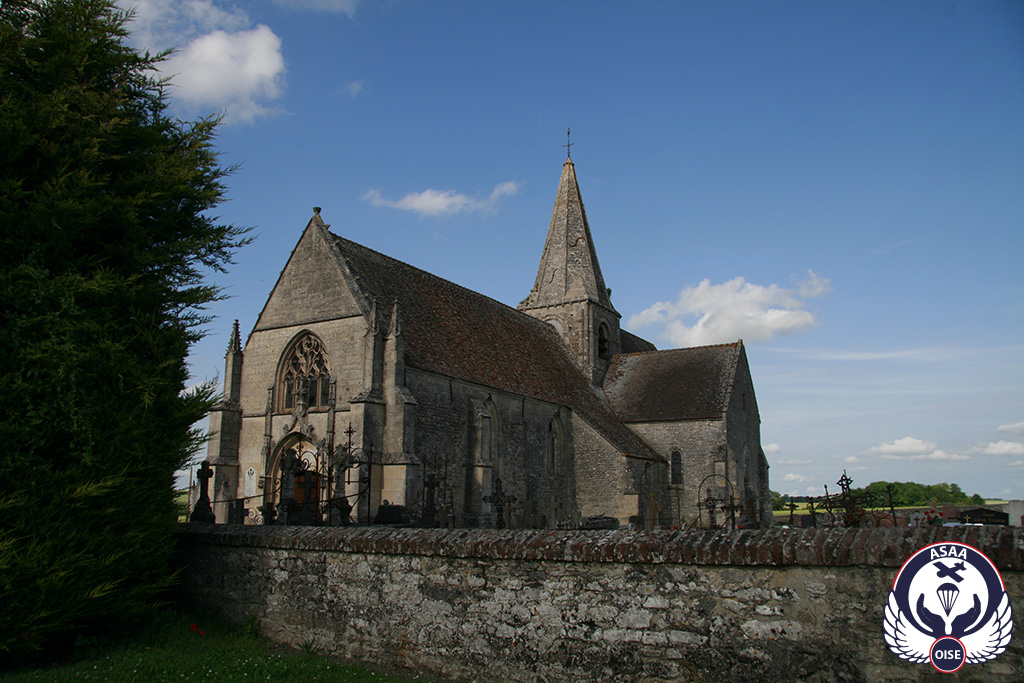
left=547, top=414, right=563, bottom=473
left=477, top=397, right=499, bottom=465
left=671, top=450, right=683, bottom=486
left=280, top=335, right=331, bottom=411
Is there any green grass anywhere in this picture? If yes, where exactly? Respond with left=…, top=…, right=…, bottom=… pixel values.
left=175, top=488, right=190, bottom=522
left=0, top=611, right=421, bottom=683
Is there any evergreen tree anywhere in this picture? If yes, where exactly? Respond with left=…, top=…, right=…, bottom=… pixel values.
left=0, top=0, right=247, bottom=661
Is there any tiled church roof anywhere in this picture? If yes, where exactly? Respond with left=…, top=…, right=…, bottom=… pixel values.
left=329, top=229, right=662, bottom=462
left=604, top=343, right=743, bottom=422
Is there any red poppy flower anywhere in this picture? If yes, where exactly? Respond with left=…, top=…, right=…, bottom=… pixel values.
left=189, top=623, right=198, bottom=632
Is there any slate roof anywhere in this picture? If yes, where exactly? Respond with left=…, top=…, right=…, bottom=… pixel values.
left=604, top=343, right=743, bottom=422
left=620, top=329, right=657, bottom=355
left=326, top=224, right=662, bottom=462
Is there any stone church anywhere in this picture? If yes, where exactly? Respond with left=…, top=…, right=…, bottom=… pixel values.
left=203, top=157, right=771, bottom=529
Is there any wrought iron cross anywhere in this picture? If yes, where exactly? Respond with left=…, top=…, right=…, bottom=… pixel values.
left=702, top=488, right=721, bottom=528
left=563, top=128, right=573, bottom=159
left=483, top=476, right=516, bottom=529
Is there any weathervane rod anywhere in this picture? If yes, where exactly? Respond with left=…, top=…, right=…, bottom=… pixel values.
left=563, top=127, right=573, bottom=159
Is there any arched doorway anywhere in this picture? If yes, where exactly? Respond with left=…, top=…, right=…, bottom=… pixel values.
left=266, top=435, right=351, bottom=526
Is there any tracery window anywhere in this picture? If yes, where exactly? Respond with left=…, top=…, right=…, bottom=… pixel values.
left=280, top=335, right=331, bottom=411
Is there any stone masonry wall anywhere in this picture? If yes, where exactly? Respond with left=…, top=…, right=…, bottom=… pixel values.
left=174, top=524, right=1024, bottom=683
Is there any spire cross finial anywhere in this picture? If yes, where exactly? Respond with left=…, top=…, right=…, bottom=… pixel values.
left=563, top=128, right=573, bottom=159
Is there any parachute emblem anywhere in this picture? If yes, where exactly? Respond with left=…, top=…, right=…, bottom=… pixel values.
left=883, top=542, right=1013, bottom=669
left=936, top=582, right=959, bottom=616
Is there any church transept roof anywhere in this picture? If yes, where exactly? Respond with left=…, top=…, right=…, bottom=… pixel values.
left=604, top=342, right=745, bottom=422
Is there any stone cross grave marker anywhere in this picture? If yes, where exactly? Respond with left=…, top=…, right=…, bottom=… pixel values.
left=189, top=461, right=216, bottom=524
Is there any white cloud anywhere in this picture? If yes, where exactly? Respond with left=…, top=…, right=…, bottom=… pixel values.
left=763, top=443, right=781, bottom=453
left=798, top=270, right=831, bottom=298
left=1009, top=461, right=1024, bottom=467
left=346, top=81, right=365, bottom=97
left=119, top=1, right=286, bottom=124
left=162, top=26, right=285, bottom=123
left=274, top=0, right=361, bottom=16
left=865, top=436, right=969, bottom=461
left=627, top=270, right=830, bottom=347
left=979, top=441, right=1024, bottom=456
left=845, top=456, right=859, bottom=463
left=119, top=0, right=251, bottom=51
left=777, top=458, right=810, bottom=465
left=866, top=436, right=937, bottom=456
left=364, top=181, right=521, bottom=217
left=883, top=450, right=970, bottom=462
left=783, top=473, right=812, bottom=483
left=996, top=421, right=1024, bottom=435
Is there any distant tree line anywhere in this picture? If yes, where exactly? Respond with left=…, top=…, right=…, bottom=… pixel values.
left=771, top=481, right=986, bottom=511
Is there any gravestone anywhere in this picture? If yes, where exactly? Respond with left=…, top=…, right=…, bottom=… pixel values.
left=189, top=461, right=216, bottom=524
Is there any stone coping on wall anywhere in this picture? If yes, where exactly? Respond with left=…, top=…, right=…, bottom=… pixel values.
left=176, top=524, right=1024, bottom=570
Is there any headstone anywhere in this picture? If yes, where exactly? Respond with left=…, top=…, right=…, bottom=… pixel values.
left=227, top=499, right=247, bottom=525
left=189, top=461, right=216, bottom=524
left=375, top=503, right=410, bottom=525
left=958, top=508, right=1009, bottom=525
left=435, top=504, right=451, bottom=529
left=329, top=495, right=353, bottom=526
left=580, top=515, right=618, bottom=530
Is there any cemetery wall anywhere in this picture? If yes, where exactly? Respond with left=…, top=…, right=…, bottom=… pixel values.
left=174, top=524, right=1024, bottom=682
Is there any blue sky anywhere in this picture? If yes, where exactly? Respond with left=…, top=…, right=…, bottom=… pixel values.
left=119, top=0, right=1024, bottom=499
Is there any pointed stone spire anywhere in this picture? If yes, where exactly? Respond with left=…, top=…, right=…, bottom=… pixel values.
left=223, top=319, right=243, bottom=406
left=519, top=156, right=623, bottom=386
left=226, top=319, right=241, bottom=356
left=518, top=158, right=616, bottom=313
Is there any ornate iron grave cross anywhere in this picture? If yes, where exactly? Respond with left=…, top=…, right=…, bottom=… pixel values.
left=483, top=476, right=517, bottom=529
left=702, top=488, right=722, bottom=529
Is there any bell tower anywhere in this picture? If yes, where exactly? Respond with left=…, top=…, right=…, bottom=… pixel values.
left=518, top=153, right=621, bottom=385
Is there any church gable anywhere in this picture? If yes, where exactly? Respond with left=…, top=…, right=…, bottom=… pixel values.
left=254, top=210, right=364, bottom=332
left=604, top=342, right=743, bottom=423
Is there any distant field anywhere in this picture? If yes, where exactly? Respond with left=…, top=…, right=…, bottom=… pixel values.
left=773, top=500, right=1008, bottom=520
